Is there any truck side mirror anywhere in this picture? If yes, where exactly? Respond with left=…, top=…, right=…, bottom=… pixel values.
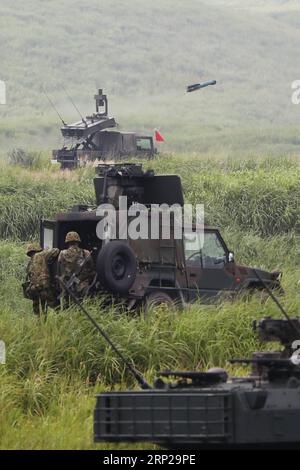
left=228, top=251, right=235, bottom=263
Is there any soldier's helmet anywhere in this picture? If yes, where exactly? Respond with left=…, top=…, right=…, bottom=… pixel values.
left=26, top=243, right=43, bottom=256
left=65, top=231, right=81, bottom=243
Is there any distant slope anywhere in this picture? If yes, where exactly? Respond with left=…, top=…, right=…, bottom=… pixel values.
left=0, top=0, right=300, bottom=154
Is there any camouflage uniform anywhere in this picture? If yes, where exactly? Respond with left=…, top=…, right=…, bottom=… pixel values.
left=58, top=232, right=94, bottom=308
left=24, top=244, right=60, bottom=315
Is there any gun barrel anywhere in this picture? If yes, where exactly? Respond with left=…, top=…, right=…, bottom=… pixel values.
left=57, top=276, right=152, bottom=390
left=187, top=80, right=217, bottom=93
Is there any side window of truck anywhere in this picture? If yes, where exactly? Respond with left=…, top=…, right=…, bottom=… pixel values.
left=184, top=231, right=227, bottom=269
left=202, top=232, right=227, bottom=268
left=184, top=231, right=203, bottom=266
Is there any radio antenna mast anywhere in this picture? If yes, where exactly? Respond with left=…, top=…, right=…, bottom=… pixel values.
left=62, top=85, right=87, bottom=126
left=42, top=86, right=67, bottom=127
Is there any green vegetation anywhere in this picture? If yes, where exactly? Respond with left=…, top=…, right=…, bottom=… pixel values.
left=2, top=153, right=300, bottom=239
left=1, top=0, right=300, bottom=154
left=1, top=0, right=300, bottom=451
left=1, top=154, right=300, bottom=449
left=0, top=163, right=93, bottom=240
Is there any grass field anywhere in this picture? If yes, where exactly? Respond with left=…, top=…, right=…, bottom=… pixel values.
left=1, top=0, right=300, bottom=451
left=1, top=153, right=300, bottom=449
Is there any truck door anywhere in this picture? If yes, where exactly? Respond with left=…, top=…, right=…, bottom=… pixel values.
left=184, top=230, right=236, bottom=301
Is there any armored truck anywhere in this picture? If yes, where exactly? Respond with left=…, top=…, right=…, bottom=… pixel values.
left=94, top=317, right=300, bottom=449
left=40, top=164, right=282, bottom=307
left=52, top=90, right=156, bottom=169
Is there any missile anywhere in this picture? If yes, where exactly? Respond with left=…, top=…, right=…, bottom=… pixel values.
left=186, top=79, right=217, bottom=93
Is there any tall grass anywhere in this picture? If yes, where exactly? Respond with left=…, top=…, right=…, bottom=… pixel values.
left=1, top=155, right=300, bottom=240
left=153, top=155, right=300, bottom=235
left=0, top=165, right=94, bottom=240
left=1, top=227, right=299, bottom=448
left=0, top=265, right=297, bottom=449
left=1, top=154, right=300, bottom=448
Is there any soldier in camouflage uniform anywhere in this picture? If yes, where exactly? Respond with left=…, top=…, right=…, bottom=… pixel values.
left=23, top=243, right=60, bottom=315
left=58, top=231, right=94, bottom=308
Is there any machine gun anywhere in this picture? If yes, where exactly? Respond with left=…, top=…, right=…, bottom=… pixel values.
left=58, top=247, right=98, bottom=297
left=93, top=163, right=184, bottom=207
left=254, top=316, right=300, bottom=356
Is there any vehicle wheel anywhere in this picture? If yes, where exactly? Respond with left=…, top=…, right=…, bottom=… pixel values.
left=145, top=291, right=174, bottom=309
left=96, top=242, right=137, bottom=295
left=259, top=289, right=270, bottom=304
left=258, top=285, right=284, bottom=304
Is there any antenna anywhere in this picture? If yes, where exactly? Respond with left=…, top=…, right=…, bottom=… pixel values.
left=62, top=85, right=87, bottom=126
left=42, top=86, right=68, bottom=127
left=57, top=277, right=152, bottom=390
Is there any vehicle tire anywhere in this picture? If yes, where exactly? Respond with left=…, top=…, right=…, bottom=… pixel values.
left=258, top=284, right=284, bottom=304
left=259, top=289, right=270, bottom=304
left=96, top=242, right=137, bottom=295
left=145, top=291, right=174, bottom=309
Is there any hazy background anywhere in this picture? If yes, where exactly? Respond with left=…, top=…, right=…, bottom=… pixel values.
left=0, top=0, right=300, bottom=156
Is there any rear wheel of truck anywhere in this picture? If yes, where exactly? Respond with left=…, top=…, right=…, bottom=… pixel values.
left=144, top=291, right=176, bottom=316
left=96, top=242, right=137, bottom=295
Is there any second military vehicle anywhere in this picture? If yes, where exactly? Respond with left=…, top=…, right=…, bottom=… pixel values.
left=52, top=90, right=156, bottom=169
left=94, top=314, right=300, bottom=449
left=40, top=163, right=282, bottom=307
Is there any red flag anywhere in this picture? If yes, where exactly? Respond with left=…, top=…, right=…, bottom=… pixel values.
left=155, top=129, right=165, bottom=142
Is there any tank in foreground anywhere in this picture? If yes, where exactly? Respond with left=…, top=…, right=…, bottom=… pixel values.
left=94, top=317, right=300, bottom=449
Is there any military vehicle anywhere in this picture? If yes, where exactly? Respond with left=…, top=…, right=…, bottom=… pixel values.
left=93, top=313, right=300, bottom=449
left=57, top=268, right=300, bottom=449
left=41, top=163, right=282, bottom=307
left=52, top=90, right=156, bottom=169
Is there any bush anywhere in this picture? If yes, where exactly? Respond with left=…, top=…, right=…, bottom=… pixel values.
left=8, top=148, right=36, bottom=168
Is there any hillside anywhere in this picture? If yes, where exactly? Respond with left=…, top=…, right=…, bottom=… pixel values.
left=0, top=0, right=300, bottom=154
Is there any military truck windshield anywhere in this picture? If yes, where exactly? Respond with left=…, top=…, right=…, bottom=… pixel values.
left=184, top=231, right=203, bottom=262
left=136, top=137, right=152, bottom=151
left=184, top=231, right=227, bottom=268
